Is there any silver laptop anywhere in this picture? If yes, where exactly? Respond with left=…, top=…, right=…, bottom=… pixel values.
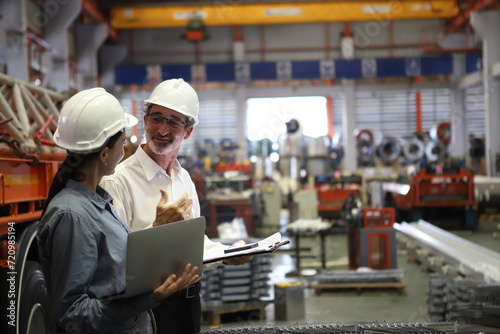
left=122, top=216, right=205, bottom=298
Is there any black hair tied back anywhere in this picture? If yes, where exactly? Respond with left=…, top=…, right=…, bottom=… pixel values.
left=41, top=130, right=124, bottom=216
left=41, top=152, right=86, bottom=216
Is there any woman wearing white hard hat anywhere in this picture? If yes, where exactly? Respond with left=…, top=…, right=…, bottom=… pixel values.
left=37, top=87, right=199, bottom=333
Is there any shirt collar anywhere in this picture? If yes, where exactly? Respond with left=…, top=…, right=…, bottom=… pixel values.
left=136, top=145, right=182, bottom=181
left=66, top=179, right=113, bottom=210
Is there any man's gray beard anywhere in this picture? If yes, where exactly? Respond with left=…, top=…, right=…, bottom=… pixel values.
left=147, top=139, right=170, bottom=154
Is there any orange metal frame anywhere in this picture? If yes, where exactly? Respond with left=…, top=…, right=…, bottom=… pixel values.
left=317, top=187, right=360, bottom=213
left=0, top=153, right=64, bottom=234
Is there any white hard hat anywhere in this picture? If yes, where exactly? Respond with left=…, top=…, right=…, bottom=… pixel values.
left=144, top=78, right=199, bottom=125
left=54, top=88, right=138, bottom=153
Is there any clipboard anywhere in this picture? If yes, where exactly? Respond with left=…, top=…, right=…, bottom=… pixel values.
left=203, top=232, right=290, bottom=264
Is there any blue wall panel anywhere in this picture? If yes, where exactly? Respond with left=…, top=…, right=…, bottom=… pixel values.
left=250, top=62, right=277, bottom=80
left=335, top=59, right=362, bottom=79
left=162, top=64, right=191, bottom=81
left=377, top=58, right=406, bottom=77
left=421, top=56, right=453, bottom=76
left=292, top=60, right=320, bottom=79
left=206, top=63, right=235, bottom=82
left=115, top=65, right=148, bottom=85
left=466, top=54, right=482, bottom=74
left=115, top=55, right=476, bottom=85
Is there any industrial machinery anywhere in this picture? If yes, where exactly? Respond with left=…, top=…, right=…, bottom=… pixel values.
left=315, top=174, right=361, bottom=220
left=354, top=128, right=375, bottom=167
left=328, top=132, right=344, bottom=170
left=429, top=122, right=451, bottom=146
left=305, top=135, right=329, bottom=177
left=342, top=194, right=397, bottom=270
left=468, top=135, right=485, bottom=175
left=0, top=73, right=67, bottom=334
left=376, top=137, right=402, bottom=165
left=278, top=118, right=304, bottom=179
left=249, top=138, right=274, bottom=181
left=277, top=119, right=304, bottom=206
left=426, top=122, right=450, bottom=164
left=474, top=175, right=500, bottom=215
left=384, top=166, right=476, bottom=229
left=402, top=136, right=426, bottom=164
left=359, top=207, right=397, bottom=270
left=400, top=123, right=450, bottom=166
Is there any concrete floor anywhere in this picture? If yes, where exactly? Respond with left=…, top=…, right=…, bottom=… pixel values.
left=200, top=216, right=500, bottom=330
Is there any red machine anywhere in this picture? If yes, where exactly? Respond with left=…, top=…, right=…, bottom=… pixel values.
left=344, top=201, right=397, bottom=270
left=360, top=208, right=397, bottom=270
left=385, top=167, right=476, bottom=229
left=363, top=208, right=395, bottom=229
left=316, top=175, right=362, bottom=219
left=317, top=186, right=360, bottom=218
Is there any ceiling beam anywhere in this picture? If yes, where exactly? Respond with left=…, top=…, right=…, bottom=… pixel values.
left=82, top=0, right=118, bottom=41
left=110, top=1, right=459, bottom=29
left=446, top=0, right=496, bottom=33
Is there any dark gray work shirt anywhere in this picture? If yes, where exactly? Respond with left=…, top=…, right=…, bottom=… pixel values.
left=37, top=180, right=158, bottom=333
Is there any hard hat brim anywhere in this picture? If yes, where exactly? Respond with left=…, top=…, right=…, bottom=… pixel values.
left=144, top=99, right=199, bottom=126
left=124, top=113, right=139, bottom=128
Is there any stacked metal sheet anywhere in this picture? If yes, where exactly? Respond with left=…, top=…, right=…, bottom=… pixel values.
left=427, top=274, right=473, bottom=321
left=427, top=273, right=500, bottom=327
left=201, top=253, right=272, bottom=304
left=427, top=274, right=449, bottom=321
left=463, top=284, right=500, bottom=328
left=314, top=269, right=406, bottom=284
left=200, top=321, right=458, bottom=334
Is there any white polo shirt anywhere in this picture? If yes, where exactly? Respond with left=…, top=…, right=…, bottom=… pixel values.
left=100, top=145, right=225, bottom=266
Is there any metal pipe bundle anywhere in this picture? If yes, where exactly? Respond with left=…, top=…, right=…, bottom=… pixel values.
left=394, top=221, right=500, bottom=284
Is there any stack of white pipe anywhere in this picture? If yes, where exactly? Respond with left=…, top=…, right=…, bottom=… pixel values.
left=394, top=220, right=500, bottom=284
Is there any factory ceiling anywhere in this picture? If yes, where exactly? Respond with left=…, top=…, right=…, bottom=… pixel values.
left=109, top=1, right=459, bottom=28
left=79, top=0, right=498, bottom=52
left=95, top=0, right=498, bottom=32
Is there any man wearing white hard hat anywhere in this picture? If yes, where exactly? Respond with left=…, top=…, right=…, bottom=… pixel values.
left=38, top=88, right=199, bottom=333
left=101, top=78, right=251, bottom=333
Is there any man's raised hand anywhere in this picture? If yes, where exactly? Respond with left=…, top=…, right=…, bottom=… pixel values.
left=153, top=190, right=193, bottom=226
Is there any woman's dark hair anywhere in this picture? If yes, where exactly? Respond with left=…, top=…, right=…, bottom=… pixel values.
left=41, top=130, right=124, bottom=216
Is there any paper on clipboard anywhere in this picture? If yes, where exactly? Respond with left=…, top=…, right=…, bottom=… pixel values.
left=203, top=232, right=290, bottom=264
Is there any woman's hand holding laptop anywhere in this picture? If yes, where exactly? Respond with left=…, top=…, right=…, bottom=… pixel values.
left=152, top=263, right=199, bottom=302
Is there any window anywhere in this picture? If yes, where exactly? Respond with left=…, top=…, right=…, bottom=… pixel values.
left=246, top=96, right=328, bottom=142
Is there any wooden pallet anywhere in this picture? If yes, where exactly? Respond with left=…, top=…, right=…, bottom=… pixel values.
left=312, top=280, right=407, bottom=296
left=480, top=213, right=500, bottom=222
left=201, top=303, right=267, bottom=327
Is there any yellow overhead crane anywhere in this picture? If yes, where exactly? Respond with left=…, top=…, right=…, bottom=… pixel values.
left=110, top=1, right=459, bottom=29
